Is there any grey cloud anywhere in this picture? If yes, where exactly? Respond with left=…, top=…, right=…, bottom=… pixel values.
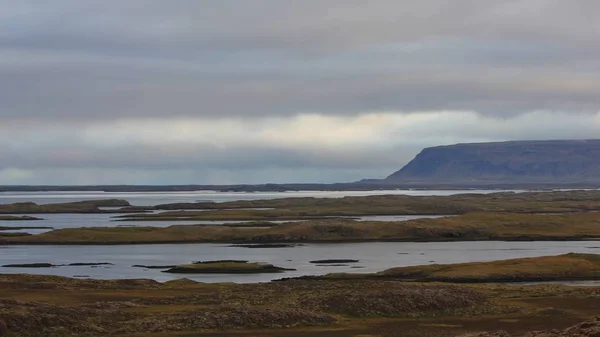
left=6, top=145, right=400, bottom=171
left=1, top=1, right=600, bottom=184
left=1, top=0, right=600, bottom=121
left=1, top=63, right=599, bottom=121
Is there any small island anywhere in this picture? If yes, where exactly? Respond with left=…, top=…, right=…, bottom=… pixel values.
left=0, top=215, right=44, bottom=221
left=2, top=262, right=114, bottom=268
left=306, top=253, right=600, bottom=283
left=163, top=260, right=295, bottom=274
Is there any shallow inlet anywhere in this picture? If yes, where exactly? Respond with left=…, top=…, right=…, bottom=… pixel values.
left=2, top=240, right=600, bottom=284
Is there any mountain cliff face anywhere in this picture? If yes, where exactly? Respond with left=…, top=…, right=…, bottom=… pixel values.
left=386, top=140, right=600, bottom=184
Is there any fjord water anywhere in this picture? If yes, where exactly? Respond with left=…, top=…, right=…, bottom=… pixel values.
left=0, top=189, right=516, bottom=232
left=3, top=189, right=593, bottom=285
left=2, top=241, right=599, bottom=283
left=0, top=189, right=527, bottom=206
left=0, top=213, right=452, bottom=234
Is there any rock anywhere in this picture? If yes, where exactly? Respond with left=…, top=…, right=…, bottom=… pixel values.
left=0, top=319, right=6, bottom=336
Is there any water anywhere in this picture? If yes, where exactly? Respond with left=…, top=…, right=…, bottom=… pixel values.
left=0, top=189, right=500, bottom=233
left=1, top=241, right=599, bottom=283
left=0, top=187, right=578, bottom=235
left=0, top=213, right=243, bottom=234
left=0, top=189, right=527, bottom=206
left=0, top=213, right=449, bottom=234
left=2, top=189, right=598, bottom=285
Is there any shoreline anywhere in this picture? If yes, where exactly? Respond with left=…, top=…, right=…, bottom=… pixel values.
left=3, top=236, right=600, bottom=246
left=3, top=211, right=600, bottom=245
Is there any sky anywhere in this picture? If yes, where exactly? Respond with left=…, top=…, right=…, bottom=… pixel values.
left=1, top=1, right=600, bottom=185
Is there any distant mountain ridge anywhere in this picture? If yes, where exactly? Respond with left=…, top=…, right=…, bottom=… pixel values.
left=386, top=139, right=600, bottom=184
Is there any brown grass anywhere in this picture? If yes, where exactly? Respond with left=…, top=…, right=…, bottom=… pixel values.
left=4, top=212, right=600, bottom=245
left=1, top=273, right=600, bottom=337
left=120, top=190, right=600, bottom=221
left=378, top=253, right=600, bottom=282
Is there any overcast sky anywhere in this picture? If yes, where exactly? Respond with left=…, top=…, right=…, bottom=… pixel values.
left=1, top=1, right=599, bottom=185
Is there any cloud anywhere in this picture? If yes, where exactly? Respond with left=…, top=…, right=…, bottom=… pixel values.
left=0, top=1, right=599, bottom=184
left=1, top=111, right=599, bottom=184
left=2, top=0, right=600, bottom=121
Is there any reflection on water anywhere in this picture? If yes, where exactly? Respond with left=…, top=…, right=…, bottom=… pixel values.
left=0, top=213, right=209, bottom=233
left=1, top=241, right=599, bottom=284
left=0, top=189, right=529, bottom=206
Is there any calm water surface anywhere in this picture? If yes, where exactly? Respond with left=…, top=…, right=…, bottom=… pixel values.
left=0, top=189, right=527, bottom=206
left=0, top=190, right=507, bottom=232
left=0, top=213, right=451, bottom=234
left=1, top=241, right=599, bottom=283
left=3, top=190, right=599, bottom=286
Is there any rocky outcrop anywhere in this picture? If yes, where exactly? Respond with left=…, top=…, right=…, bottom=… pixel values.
left=387, top=139, right=600, bottom=184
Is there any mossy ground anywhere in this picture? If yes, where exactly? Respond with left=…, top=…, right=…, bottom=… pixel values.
left=118, top=190, right=600, bottom=221
left=4, top=190, right=598, bottom=218
left=0, top=199, right=132, bottom=214
left=5, top=211, right=600, bottom=244
left=1, top=273, right=600, bottom=337
left=315, top=253, right=600, bottom=283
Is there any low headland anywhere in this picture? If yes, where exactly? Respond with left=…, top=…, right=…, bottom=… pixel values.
left=2, top=190, right=600, bottom=218
left=287, top=253, right=600, bottom=283
left=3, top=211, right=600, bottom=245
left=116, top=190, right=600, bottom=221
left=0, top=199, right=136, bottom=214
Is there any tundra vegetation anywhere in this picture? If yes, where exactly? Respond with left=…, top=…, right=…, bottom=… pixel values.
left=3, top=190, right=600, bottom=336
left=288, top=253, right=600, bottom=283
left=0, top=199, right=133, bottom=214
left=115, top=190, right=600, bottom=221
left=4, top=212, right=600, bottom=245
left=2, top=190, right=600, bottom=218
left=2, top=255, right=600, bottom=336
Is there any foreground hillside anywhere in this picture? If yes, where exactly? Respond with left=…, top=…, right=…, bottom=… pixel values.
left=2, top=255, right=600, bottom=336
left=387, top=139, right=600, bottom=184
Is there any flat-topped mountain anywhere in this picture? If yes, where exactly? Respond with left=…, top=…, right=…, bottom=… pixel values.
left=386, top=139, right=600, bottom=184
